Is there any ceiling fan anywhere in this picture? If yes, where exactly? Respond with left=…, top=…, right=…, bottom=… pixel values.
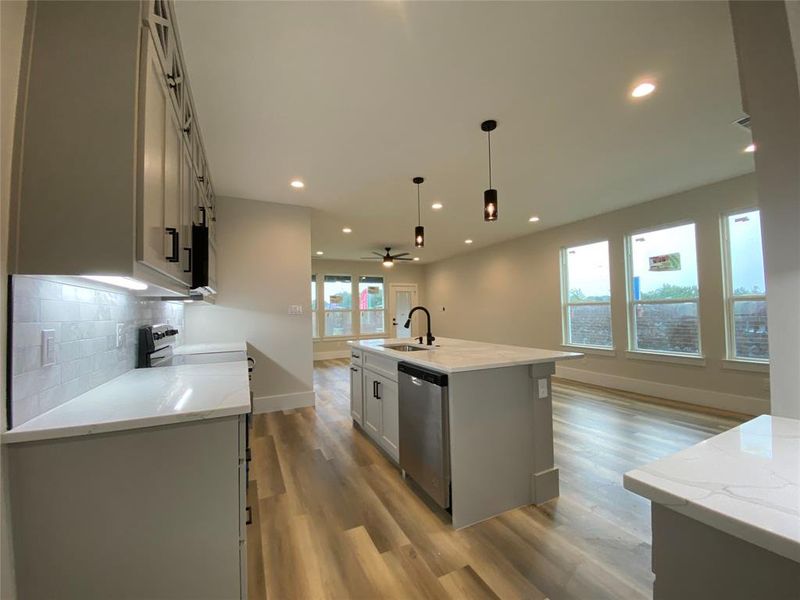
left=360, top=247, right=413, bottom=267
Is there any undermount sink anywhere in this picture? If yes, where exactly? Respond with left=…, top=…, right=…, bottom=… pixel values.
left=382, top=344, right=429, bottom=352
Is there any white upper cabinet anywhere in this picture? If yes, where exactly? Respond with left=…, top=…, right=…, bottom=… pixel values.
left=12, top=0, right=215, bottom=294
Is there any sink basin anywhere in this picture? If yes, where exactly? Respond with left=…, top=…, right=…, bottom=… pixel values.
left=382, top=344, right=429, bottom=352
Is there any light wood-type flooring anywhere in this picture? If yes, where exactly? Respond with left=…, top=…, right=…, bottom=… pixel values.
left=246, top=359, right=745, bottom=600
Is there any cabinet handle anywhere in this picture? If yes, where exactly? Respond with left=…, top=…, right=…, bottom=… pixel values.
left=165, top=228, right=180, bottom=262
left=372, top=381, right=377, bottom=398
left=245, top=506, right=252, bottom=525
left=183, top=247, right=192, bottom=272
left=350, top=367, right=358, bottom=372
left=198, top=206, right=207, bottom=226
left=375, top=381, right=381, bottom=400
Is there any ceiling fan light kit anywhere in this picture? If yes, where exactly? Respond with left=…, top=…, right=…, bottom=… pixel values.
left=413, top=176, right=425, bottom=248
left=481, top=119, right=498, bottom=222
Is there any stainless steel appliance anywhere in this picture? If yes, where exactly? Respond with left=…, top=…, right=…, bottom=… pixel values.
left=136, top=324, right=247, bottom=368
left=398, top=362, right=451, bottom=509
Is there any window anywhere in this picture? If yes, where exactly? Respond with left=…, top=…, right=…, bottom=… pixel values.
left=627, top=223, right=701, bottom=355
left=311, top=275, right=317, bottom=338
left=359, top=276, right=385, bottom=335
left=560, top=241, right=612, bottom=348
left=722, top=209, right=768, bottom=361
left=323, top=275, right=352, bottom=337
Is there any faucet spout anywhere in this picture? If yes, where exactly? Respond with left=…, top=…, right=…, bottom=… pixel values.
left=405, top=306, right=435, bottom=346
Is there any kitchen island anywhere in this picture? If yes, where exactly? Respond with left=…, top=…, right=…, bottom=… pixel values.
left=624, top=415, right=800, bottom=600
left=348, top=337, right=581, bottom=528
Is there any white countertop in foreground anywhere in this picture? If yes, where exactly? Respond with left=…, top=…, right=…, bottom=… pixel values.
left=349, top=337, right=582, bottom=373
left=624, top=415, right=800, bottom=563
left=3, top=346, right=251, bottom=445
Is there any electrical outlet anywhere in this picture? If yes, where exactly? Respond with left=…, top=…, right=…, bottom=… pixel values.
left=537, top=378, right=549, bottom=398
left=288, top=305, right=303, bottom=315
left=116, top=323, right=125, bottom=348
left=41, top=329, right=56, bottom=366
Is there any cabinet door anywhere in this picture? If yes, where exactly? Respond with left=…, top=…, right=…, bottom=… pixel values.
left=138, top=29, right=182, bottom=282
left=349, top=365, right=363, bottom=426
left=379, top=377, right=399, bottom=461
left=208, top=240, right=218, bottom=291
left=363, top=371, right=382, bottom=439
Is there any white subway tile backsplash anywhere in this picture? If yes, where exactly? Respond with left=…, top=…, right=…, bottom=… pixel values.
left=9, top=275, right=185, bottom=427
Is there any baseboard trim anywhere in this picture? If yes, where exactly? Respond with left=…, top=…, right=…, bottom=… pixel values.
left=253, top=391, right=316, bottom=414
left=555, top=365, right=768, bottom=416
left=314, top=350, right=350, bottom=361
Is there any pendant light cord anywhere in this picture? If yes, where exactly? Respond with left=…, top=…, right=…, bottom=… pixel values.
left=487, top=130, right=493, bottom=189
left=417, top=184, right=421, bottom=226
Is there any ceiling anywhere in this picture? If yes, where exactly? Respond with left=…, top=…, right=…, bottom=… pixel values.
left=175, top=1, right=753, bottom=263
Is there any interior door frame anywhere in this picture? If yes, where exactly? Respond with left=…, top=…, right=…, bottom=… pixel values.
left=388, top=283, right=419, bottom=339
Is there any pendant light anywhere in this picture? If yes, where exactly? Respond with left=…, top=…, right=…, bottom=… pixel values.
left=481, top=119, right=498, bottom=221
left=413, top=176, right=425, bottom=248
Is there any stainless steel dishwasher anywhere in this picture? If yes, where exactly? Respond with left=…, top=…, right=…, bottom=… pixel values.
left=398, top=362, right=451, bottom=509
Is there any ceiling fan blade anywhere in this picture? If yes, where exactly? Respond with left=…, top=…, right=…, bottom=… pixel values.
left=395, top=257, right=414, bottom=261
left=371, top=251, right=384, bottom=257
left=391, top=252, right=410, bottom=258
left=360, top=256, right=379, bottom=260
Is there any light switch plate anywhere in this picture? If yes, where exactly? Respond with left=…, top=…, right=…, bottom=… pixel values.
left=116, top=323, right=124, bottom=348
left=537, top=378, right=549, bottom=398
left=288, top=305, right=303, bottom=315
left=41, top=329, right=56, bottom=366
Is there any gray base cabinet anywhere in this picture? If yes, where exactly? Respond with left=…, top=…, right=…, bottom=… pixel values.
left=351, top=349, right=399, bottom=463
left=8, top=416, right=249, bottom=599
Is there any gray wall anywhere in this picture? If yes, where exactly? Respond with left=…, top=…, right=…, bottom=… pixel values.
left=185, top=197, right=314, bottom=412
left=1, top=1, right=29, bottom=595
left=312, top=258, right=427, bottom=358
left=730, top=1, right=800, bottom=419
left=424, top=174, right=769, bottom=415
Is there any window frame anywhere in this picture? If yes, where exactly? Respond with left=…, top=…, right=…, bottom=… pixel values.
left=624, top=220, right=704, bottom=358
left=321, top=273, right=355, bottom=339
left=311, top=273, right=319, bottom=340
left=720, top=207, right=769, bottom=364
left=559, top=239, right=614, bottom=350
left=357, top=274, right=387, bottom=337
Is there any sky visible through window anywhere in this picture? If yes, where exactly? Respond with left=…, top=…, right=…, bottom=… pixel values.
left=728, top=210, right=765, bottom=295
left=566, top=241, right=610, bottom=301
left=631, top=223, right=698, bottom=299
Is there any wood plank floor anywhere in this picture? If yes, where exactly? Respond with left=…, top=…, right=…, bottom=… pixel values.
left=246, top=359, right=746, bottom=600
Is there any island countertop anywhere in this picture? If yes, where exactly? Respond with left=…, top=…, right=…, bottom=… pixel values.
left=624, top=414, right=800, bottom=563
left=348, top=337, right=582, bottom=374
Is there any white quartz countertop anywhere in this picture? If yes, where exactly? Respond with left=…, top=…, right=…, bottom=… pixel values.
left=349, top=337, right=582, bottom=373
left=172, top=341, right=247, bottom=355
left=624, top=415, right=800, bottom=563
left=3, top=344, right=251, bottom=444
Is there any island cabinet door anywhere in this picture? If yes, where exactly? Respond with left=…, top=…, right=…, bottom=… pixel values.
left=378, top=376, right=399, bottom=462
left=363, top=370, right=383, bottom=440
left=349, top=365, right=364, bottom=425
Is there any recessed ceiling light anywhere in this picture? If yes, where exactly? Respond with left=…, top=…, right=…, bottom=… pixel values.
left=464, top=239, right=473, bottom=244
left=342, top=227, right=352, bottom=233
left=290, top=179, right=305, bottom=189
left=413, top=257, right=420, bottom=261
left=431, top=202, right=443, bottom=210
left=315, top=251, right=324, bottom=255
left=529, top=216, right=540, bottom=223
left=744, top=143, right=756, bottom=153
left=631, top=82, right=656, bottom=98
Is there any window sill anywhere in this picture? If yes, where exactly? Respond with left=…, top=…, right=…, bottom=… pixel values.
left=561, top=344, right=616, bottom=357
left=625, top=350, right=706, bottom=367
left=721, top=359, right=770, bottom=373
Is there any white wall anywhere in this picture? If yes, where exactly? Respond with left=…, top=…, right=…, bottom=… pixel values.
left=425, top=174, right=770, bottom=415
left=185, top=198, right=314, bottom=413
left=1, top=1, right=28, bottom=595
left=730, top=1, right=800, bottom=419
